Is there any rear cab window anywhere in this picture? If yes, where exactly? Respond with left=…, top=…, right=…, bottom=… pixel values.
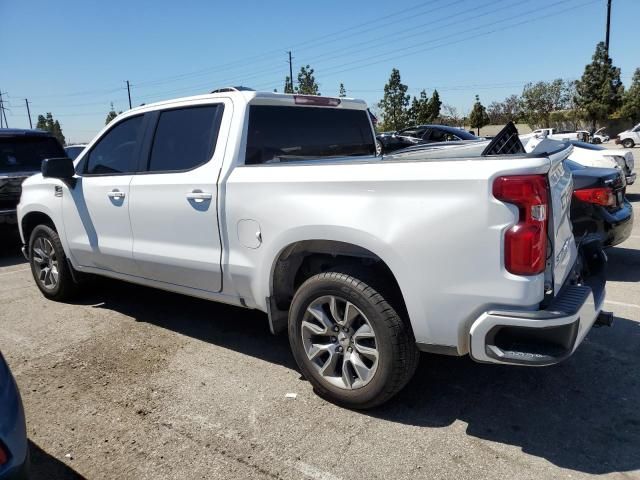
left=245, top=105, right=375, bottom=165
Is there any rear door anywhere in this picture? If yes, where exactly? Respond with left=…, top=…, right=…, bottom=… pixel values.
left=128, top=101, right=229, bottom=292
left=63, top=114, right=145, bottom=275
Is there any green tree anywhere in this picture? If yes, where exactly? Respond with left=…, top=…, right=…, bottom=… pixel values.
left=426, top=89, right=442, bottom=122
left=296, top=65, right=320, bottom=95
left=487, top=94, right=521, bottom=124
left=620, top=67, right=640, bottom=122
left=339, top=83, right=346, bottom=98
left=53, top=120, right=65, bottom=146
left=37, top=112, right=65, bottom=145
left=520, top=79, right=568, bottom=128
left=284, top=76, right=294, bottom=94
left=36, top=115, right=47, bottom=130
left=378, top=68, right=410, bottom=131
left=469, top=95, right=490, bottom=135
left=575, top=42, right=624, bottom=128
left=105, top=102, right=122, bottom=125
left=408, top=89, right=429, bottom=125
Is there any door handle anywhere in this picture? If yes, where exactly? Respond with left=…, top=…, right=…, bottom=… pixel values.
left=107, top=190, right=125, bottom=199
left=186, top=190, right=212, bottom=201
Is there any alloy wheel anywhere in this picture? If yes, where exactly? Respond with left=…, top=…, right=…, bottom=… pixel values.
left=31, top=236, right=59, bottom=290
left=301, top=295, right=379, bottom=390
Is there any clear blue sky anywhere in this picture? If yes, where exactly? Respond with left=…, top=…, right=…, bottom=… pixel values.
left=1, top=0, right=638, bottom=143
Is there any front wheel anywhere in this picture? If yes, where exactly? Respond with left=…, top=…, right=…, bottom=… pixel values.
left=28, top=225, right=79, bottom=301
left=622, top=139, right=635, bottom=149
left=288, top=270, right=419, bottom=409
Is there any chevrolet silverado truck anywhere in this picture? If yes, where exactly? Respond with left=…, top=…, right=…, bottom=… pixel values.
left=17, top=90, right=610, bottom=408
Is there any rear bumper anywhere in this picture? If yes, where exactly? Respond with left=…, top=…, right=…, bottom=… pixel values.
left=469, top=250, right=607, bottom=366
left=599, top=200, right=634, bottom=247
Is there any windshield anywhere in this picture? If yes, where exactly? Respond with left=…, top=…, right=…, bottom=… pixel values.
left=0, top=136, right=65, bottom=173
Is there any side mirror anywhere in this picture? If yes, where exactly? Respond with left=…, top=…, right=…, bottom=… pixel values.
left=42, top=157, right=76, bottom=187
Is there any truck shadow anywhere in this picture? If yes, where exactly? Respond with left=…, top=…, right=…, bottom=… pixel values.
left=365, top=315, right=640, bottom=474
left=83, top=278, right=640, bottom=476
left=0, top=228, right=26, bottom=268
left=605, top=247, right=640, bottom=282
left=29, top=440, right=86, bottom=479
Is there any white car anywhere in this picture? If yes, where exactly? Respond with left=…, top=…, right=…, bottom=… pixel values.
left=17, top=89, right=609, bottom=408
left=568, top=142, right=635, bottom=185
left=524, top=137, right=636, bottom=185
left=616, top=122, right=640, bottom=149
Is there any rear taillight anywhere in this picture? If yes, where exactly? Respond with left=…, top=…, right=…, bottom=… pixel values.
left=493, top=175, right=549, bottom=275
left=574, top=187, right=616, bottom=207
left=0, top=442, right=8, bottom=466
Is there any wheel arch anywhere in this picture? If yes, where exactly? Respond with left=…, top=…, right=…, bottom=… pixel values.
left=266, top=238, right=409, bottom=335
left=21, top=211, right=58, bottom=254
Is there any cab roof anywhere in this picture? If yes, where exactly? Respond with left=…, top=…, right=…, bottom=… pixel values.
left=0, top=128, right=55, bottom=138
left=128, top=90, right=368, bottom=115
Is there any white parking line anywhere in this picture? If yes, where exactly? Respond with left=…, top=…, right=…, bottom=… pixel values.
left=605, top=300, right=640, bottom=310
left=0, top=268, right=29, bottom=276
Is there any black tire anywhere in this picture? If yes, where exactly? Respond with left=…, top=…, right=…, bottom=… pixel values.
left=622, top=139, right=635, bottom=149
left=288, top=270, right=419, bottom=409
left=592, top=137, right=601, bottom=144
left=28, top=224, right=79, bottom=301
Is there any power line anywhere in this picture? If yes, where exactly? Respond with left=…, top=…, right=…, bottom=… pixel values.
left=107, top=0, right=569, bottom=103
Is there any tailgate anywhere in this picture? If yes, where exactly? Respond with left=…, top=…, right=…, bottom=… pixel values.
left=547, top=147, right=576, bottom=294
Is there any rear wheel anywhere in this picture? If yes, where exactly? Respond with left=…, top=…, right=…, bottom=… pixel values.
left=288, top=270, right=419, bottom=409
left=28, top=225, right=79, bottom=301
left=592, top=137, right=601, bottom=144
left=622, top=138, right=635, bottom=149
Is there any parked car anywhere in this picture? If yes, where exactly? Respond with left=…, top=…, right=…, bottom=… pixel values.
left=615, top=122, right=640, bottom=148
left=566, top=160, right=633, bottom=248
left=1, top=129, right=66, bottom=227
left=18, top=90, right=609, bottom=408
left=524, top=136, right=636, bottom=185
left=0, top=352, right=28, bottom=480
left=64, top=144, right=87, bottom=160
left=378, top=125, right=481, bottom=153
left=591, top=127, right=609, bottom=144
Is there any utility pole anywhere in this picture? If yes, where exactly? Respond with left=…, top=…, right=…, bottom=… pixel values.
left=605, top=0, right=612, bottom=54
left=288, top=51, right=294, bottom=93
left=125, top=80, right=132, bottom=109
left=0, top=91, right=7, bottom=128
left=25, top=99, right=33, bottom=129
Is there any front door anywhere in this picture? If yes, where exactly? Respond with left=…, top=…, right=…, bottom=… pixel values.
left=129, top=101, right=229, bottom=292
left=63, top=114, right=145, bottom=275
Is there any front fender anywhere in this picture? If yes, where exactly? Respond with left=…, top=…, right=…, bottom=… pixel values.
left=17, top=176, right=67, bottom=253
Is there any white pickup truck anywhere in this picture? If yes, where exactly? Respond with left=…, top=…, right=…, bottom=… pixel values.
left=17, top=90, right=609, bottom=408
left=525, top=128, right=588, bottom=142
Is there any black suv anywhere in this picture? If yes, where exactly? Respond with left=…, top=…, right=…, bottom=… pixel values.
left=1, top=129, right=66, bottom=226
